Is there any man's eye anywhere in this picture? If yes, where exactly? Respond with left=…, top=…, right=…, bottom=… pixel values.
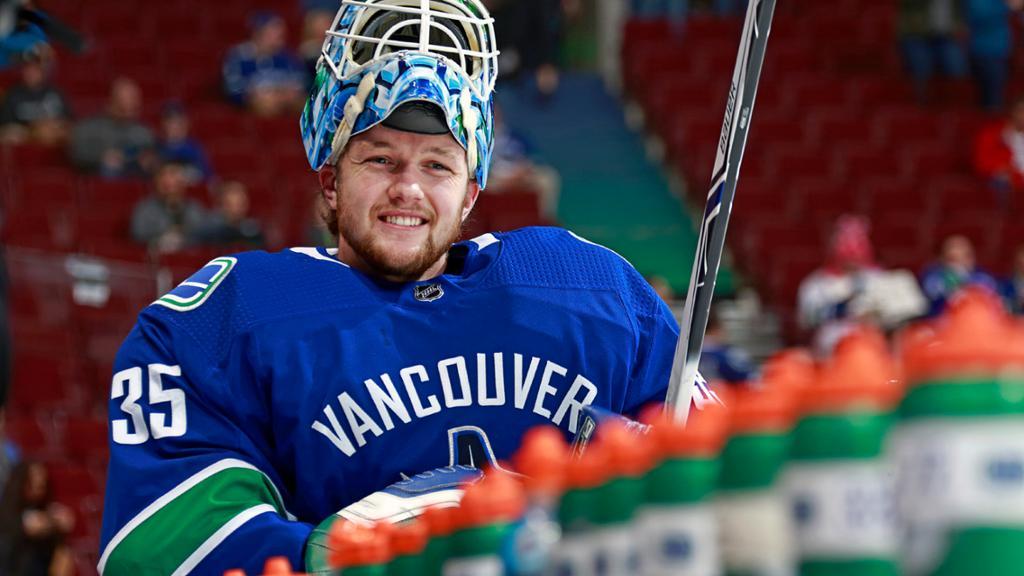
left=368, top=157, right=390, bottom=165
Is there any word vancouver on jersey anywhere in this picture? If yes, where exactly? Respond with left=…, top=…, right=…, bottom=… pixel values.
left=312, top=352, right=599, bottom=457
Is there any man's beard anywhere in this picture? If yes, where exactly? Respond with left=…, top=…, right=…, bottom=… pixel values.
left=338, top=203, right=463, bottom=282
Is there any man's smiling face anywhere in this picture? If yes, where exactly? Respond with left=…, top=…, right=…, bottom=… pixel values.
left=319, top=123, right=480, bottom=282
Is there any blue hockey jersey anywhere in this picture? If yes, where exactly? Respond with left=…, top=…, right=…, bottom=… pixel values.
left=99, top=227, right=681, bottom=575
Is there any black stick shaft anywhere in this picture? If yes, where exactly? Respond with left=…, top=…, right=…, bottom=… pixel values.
left=665, top=0, right=777, bottom=422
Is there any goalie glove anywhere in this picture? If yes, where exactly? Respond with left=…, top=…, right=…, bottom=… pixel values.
left=305, top=465, right=483, bottom=573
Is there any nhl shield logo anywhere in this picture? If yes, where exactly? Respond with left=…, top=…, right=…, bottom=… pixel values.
left=414, top=283, right=444, bottom=302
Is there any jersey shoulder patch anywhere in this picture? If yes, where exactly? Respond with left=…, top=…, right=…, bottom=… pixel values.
left=153, top=256, right=238, bottom=312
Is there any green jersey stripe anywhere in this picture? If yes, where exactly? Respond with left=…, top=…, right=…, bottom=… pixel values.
left=171, top=504, right=277, bottom=576
left=99, top=459, right=286, bottom=575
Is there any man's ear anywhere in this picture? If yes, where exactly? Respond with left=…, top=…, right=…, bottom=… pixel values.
left=318, top=164, right=339, bottom=208
left=461, top=181, right=481, bottom=222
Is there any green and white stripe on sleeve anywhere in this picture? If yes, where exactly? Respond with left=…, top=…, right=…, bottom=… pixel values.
left=99, top=459, right=291, bottom=576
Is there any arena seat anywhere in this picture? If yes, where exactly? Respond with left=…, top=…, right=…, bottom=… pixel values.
left=6, top=415, right=50, bottom=457
left=10, top=353, right=74, bottom=412
left=63, top=417, right=110, bottom=467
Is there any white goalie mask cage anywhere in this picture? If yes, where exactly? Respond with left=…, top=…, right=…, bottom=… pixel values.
left=301, top=0, right=500, bottom=185
left=324, top=0, right=498, bottom=97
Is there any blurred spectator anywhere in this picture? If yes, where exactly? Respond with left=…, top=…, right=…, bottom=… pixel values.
left=699, top=306, right=755, bottom=384
left=222, top=11, right=306, bottom=116
left=0, top=47, right=72, bottom=146
left=130, top=162, right=208, bottom=253
left=1000, top=245, right=1024, bottom=313
left=965, top=0, right=1021, bottom=111
left=973, top=94, right=1024, bottom=202
left=492, top=0, right=564, bottom=96
left=898, top=0, right=969, bottom=105
left=199, top=181, right=265, bottom=248
left=299, top=10, right=333, bottom=80
left=798, top=216, right=926, bottom=355
left=921, top=234, right=998, bottom=316
left=0, top=462, right=74, bottom=576
left=487, top=105, right=560, bottom=218
left=301, top=0, right=338, bottom=12
left=156, top=102, right=212, bottom=185
left=0, top=413, right=19, bottom=498
left=68, top=77, right=155, bottom=178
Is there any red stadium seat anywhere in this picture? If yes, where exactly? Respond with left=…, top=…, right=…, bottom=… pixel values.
left=862, top=178, right=932, bottom=221
left=11, top=170, right=79, bottom=210
left=788, top=177, right=859, bottom=222
left=10, top=353, right=73, bottom=412
left=771, top=145, right=835, bottom=182
left=6, top=415, right=50, bottom=456
left=63, top=417, right=110, bottom=466
left=834, top=145, right=910, bottom=182
left=80, top=178, right=149, bottom=208
left=900, top=146, right=966, bottom=181
left=7, top=143, right=67, bottom=171
left=873, top=106, right=952, bottom=145
left=805, top=108, right=880, bottom=148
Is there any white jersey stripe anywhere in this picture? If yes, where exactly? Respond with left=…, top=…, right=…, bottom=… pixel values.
left=170, top=504, right=277, bottom=576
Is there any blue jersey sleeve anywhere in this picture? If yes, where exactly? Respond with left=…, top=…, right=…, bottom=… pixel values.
left=99, top=262, right=312, bottom=575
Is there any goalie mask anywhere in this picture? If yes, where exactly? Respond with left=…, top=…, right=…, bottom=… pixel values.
left=300, top=0, right=499, bottom=188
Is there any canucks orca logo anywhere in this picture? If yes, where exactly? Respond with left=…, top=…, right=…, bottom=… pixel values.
left=154, top=257, right=237, bottom=312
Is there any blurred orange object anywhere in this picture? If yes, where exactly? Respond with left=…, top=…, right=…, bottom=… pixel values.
left=389, top=517, right=429, bottom=557
left=800, top=327, right=901, bottom=415
left=514, top=425, right=570, bottom=495
left=640, top=402, right=729, bottom=459
left=454, top=468, right=526, bottom=530
left=595, top=419, right=656, bottom=478
left=327, top=520, right=392, bottom=569
left=902, top=288, right=1024, bottom=383
left=725, top=383, right=796, bottom=435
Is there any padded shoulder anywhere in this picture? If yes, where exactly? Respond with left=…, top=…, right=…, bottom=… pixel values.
left=485, top=226, right=662, bottom=319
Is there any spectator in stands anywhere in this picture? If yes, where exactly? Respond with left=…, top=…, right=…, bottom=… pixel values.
left=699, top=306, right=755, bottom=385
left=1000, top=245, right=1024, bottom=314
left=130, top=161, right=207, bottom=253
left=299, top=9, right=333, bottom=80
left=898, top=0, right=969, bottom=105
left=973, top=94, right=1024, bottom=203
left=68, top=77, right=154, bottom=178
left=0, top=413, right=20, bottom=499
left=491, top=0, right=564, bottom=96
left=222, top=11, right=306, bottom=117
left=0, top=46, right=71, bottom=146
left=798, top=216, right=879, bottom=354
left=798, top=216, right=926, bottom=355
left=0, top=462, right=74, bottom=576
left=156, top=102, right=212, bottom=185
left=921, top=234, right=998, bottom=316
left=965, top=0, right=1022, bottom=111
left=198, top=181, right=265, bottom=248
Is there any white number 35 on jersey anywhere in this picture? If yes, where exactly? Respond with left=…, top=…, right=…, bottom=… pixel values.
left=111, top=364, right=187, bottom=445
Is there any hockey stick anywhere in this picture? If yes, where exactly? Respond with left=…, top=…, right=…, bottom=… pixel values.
left=664, top=0, right=777, bottom=422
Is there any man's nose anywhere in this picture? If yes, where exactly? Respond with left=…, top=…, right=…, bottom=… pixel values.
left=387, top=165, right=426, bottom=203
